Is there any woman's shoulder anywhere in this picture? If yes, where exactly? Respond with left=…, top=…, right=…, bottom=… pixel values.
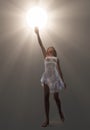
left=45, top=56, right=58, bottom=62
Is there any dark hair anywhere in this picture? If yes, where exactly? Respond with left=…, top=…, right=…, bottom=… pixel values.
left=47, top=46, right=57, bottom=57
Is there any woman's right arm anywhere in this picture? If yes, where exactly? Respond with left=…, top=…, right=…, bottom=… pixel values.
left=35, top=27, right=46, bottom=58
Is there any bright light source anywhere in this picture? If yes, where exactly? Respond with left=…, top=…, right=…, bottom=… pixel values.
left=26, top=6, right=48, bottom=29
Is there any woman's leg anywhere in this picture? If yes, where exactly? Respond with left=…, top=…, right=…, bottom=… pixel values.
left=53, top=92, right=65, bottom=122
left=42, top=84, right=50, bottom=127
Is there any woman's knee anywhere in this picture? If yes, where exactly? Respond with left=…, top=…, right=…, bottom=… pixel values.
left=44, top=84, right=50, bottom=99
left=53, top=93, right=60, bottom=102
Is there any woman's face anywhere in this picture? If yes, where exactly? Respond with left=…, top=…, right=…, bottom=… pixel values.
left=46, top=47, right=55, bottom=56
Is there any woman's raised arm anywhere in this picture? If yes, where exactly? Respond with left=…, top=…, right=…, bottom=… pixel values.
left=34, top=27, right=46, bottom=58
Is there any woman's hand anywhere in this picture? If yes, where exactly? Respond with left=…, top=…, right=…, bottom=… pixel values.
left=34, top=27, right=39, bottom=35
left=64, top=82, right=67, bottom=89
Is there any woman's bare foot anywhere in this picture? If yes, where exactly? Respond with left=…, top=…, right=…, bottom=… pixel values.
left=41, top=120, right=49, bottom=127
left=60, top=112, right=65, bottom=122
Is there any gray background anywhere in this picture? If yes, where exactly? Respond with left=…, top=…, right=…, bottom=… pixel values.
left=0, top=0, right=90, bottom=129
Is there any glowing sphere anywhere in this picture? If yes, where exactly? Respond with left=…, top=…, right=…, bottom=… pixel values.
left=26, top=6, right=48, bottom=29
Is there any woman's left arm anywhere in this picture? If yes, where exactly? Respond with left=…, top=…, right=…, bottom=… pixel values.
left=57, top=58, right=67, bottom=88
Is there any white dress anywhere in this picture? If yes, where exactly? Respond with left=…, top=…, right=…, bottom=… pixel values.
left=41, top=56, right=64, bottom=93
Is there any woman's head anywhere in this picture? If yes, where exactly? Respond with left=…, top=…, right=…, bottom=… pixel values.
left=46, top=47, right=57, bottom=57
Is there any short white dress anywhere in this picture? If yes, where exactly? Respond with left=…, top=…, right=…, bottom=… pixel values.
left=41, top=56, right=64, bottom=93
